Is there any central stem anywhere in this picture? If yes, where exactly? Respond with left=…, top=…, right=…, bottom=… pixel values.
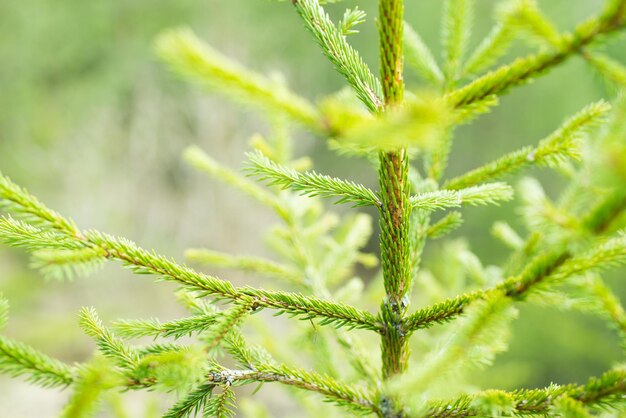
left=378, top=0, right=410, bottom=382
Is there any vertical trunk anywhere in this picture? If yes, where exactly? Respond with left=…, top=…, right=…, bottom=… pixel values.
left=378, top=0, right=410, bottom=411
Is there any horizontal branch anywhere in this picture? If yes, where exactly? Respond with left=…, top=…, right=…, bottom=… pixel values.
left=0, top=334, right=75, bottom=388
left=207, top=364, right=380, bottom=415
left=404, top=189, right=626, bottom=334
left=444, top=101, right=610, bottom=190
left=0, top=172, right=381, bottom=333
left=86, top=231, right=382, bottom=331
left=403, top=250, right=568, bottom=334
left=410, top=183, right=513, bottom=211
left=426, top=212, right=464, bottom=240
left=247, top=151, right=380, bottom=207
left=185, top=248, right=301, bottom=284
left=402, top=292, right=483, bottom=334
left=403, top=238, right=620, bottom=334
left=0, top=174, right=78, bottom=235
left=423, top=368, right=626, bottom=417
left=113, top=314, right=219, bottom=340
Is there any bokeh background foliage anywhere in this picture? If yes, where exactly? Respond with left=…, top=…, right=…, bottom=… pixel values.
left=0, top=0, right=625, bottom=415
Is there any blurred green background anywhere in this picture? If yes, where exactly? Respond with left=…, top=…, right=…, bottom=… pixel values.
left=0, top=0, right=624, bottom=415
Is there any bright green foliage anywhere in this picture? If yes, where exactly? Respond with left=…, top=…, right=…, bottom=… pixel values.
left=293, top=0, right=383, bottom=111
left=203, top=387, right=236, bottom=418
left=585, top=52, right=626, bottom=88
left=60, top=360, right=128, bottom=418
left=155, top=29, right=323, bottom=131
left=339, top=8, right=367, bottom=36
left=247, top=151, right=380, bottom=207
left=0, top=334, right=75, bottom=389
left=1, top=0, right=626, bottom=417
left=342, top=96, right=451, bottom=151
left=79, top=307, right=140, bottom=370
left=409, top=182, right=513, bottom=211
left=163, top=383, right=214, bottom=418
left=404, top=22, right=444, bottom=85
left=442, top=0, right=473, bottom=86
left=445, top=100, right=610, bottom=190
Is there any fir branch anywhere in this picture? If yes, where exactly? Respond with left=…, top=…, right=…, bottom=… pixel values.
left=31, top=247, right=106, bottom=281
left=584, top=51, right=626, bottom=87
left=184, top=146, right=286, bottom=218
left=404, top=22, right=443, bottom=85
left=0, top=173, right=78, bottom=235
left=445, top=101, right=610, bottom=190
left=204, top=387, right=236, bottom=418
left=492, top=221, right=525, bottom=250
left=112, top=313, right=218, bottom=340
left=60, top=361, right=123, bottom=418
left=455, top=182, right=514, bottom=206
left=223, top=328, right=274, bottom=370
left=83, top=231, right=381, bottom=330
left=137, top=342, right=189, bottom=357
left=408, top=190, right=460, bottom=211
left=426, top=212, right=463, bottom=239
left=404, top=228, right=626, bottom=334
left=404, top=243, right=613, bottom=334
left=402, top=292, right=483, bottom=334
left=550, top=233, right=626, bottom=283
left=0, top=296, right=7, bottom=332
left=186, top=248, right=301, bottom=284
left=392, top=293, right=518, bottom=407
left=447, top=4, right=626, bottom=108
left=409, top=182, right=513, bottom=211
left=244, top=287, right=381, bottom=330
left=156, top=29, right=324, bottom=131
left=163, top=382, right=215, bottom=418
left=442, top=0, right=473, bottom=85
left=463, top=18, right=515, bottom=76
left=204, top=301, right=253, bottom=351
left=207, top=364, right=379, bottom=415
left=292, top=0, right=384, bottom=111
left=422, top=368, right=626, bottom=417
left=507, top=0, right=562, bottom=48
left=0, top=216, right=81, bottom=250
left=452, top=96, right=499, bottom=126
left=79, top=307, right=140, bottom=370
left=246, top=151, right=381, bottom=207
left=499, top=248, right=570, bottom=299
left=586, top=276, right=626, bottom=346
left=0, top=335, right=75, bottom=388
left=339, top=8, right=367, bottom=36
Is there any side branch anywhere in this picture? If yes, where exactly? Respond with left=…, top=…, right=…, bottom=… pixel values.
left=247, top=151, right=381, bottom=207
left=423, top=369, right=626, bottom=418
left=0, top=172, right=381, bottom=333
left=207, top=365, right=380, bottom=415
left=402, top=292, right=483, bottom=334
left=403, top=190, right=626, bottom=334
left=87, top=231, right=382, bottom=331
left=447, top=2, right=626, bottom=108
left=402, top=251, right=567, bottom=334
left=292, top=0, right=383, bottom=111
